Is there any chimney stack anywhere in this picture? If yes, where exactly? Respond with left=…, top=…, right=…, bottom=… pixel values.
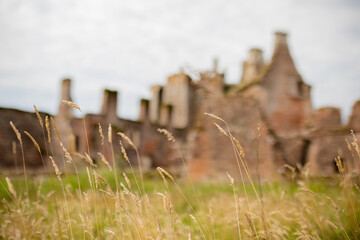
left=149, top=85, right=162, bottom=124
left=159, top=104, right=173, bottom=127
left=348, top=100, right=360, bottom=132
left=248, top=48, right=264, bottom=64
left=274, top=31, right=288, bottom=52
left=58, top=78, right=73, bottom=119
left=213, top=58, right=218, bottom=73
left=138, top=99, right=150, bottom=122
left=101, top=89, right=118, bottom=121
left=240, top=48, right=264, bottom=85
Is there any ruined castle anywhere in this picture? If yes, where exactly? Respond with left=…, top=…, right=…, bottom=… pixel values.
left=1, top=32, right=359, bottom=180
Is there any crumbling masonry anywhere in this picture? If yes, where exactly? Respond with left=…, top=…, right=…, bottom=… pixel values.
left=1, top=32, right=359, bottom=180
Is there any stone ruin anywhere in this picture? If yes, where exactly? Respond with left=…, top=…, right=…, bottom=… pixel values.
left=1, top=32, right=359, bottom=180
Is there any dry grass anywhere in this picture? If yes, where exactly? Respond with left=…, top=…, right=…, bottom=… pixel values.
left=0, top=108, right=359, bottom=239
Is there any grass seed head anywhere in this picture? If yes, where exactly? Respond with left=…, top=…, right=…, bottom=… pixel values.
left=50, top=156, right=62, bottom=180
left=117, top=132, right=136, bottom=149
left=50, top=116, right=61, bottom=143
left=86, top=167, right=92, bottom=188
left=24, top=131, right=41, bottom=154
left=157, top=167, right=174, bottom=181
left=214, top=123, right=228, bottom=136
left=33, top=105, right=43, bottom=128
left=157, top=128, right=175, bottom=142
left=98, top=152, right=111, bottom=171
left=45, top=116, right=51, bottom=143
left=5, top=177, right=17, bottom=199
left=334, top=156, right=344, bottom=174
left=84, top=153, right=97, bottom=167
left=231, top=135, right=245, bottom=158
left=123, top=172, right=131, bottom=189
left=98, top=123, right=104, bottom=146
left=10, top=121, right=22, bottom=145
left=119, top=140, right=130, bottom=164
left=108, top=124, right=112, bottom=143
left=62, top=100, right=81, bottom=111
left=60, top=142, right=73, bottom=163
left=226, top=172, right=234, bottom=186
left=204, top=112, right=226, bottom=123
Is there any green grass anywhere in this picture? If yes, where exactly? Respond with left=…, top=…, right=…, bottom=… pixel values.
left=0, top=169, right=359, bottom=239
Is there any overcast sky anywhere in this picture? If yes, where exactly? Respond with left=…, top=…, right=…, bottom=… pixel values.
left=0, top=0, right=359, bottom=121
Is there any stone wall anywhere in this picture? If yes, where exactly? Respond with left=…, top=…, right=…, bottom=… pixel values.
left=0, top=108, right=48, bottom=167
left=349, top=101, right=360, bottom=132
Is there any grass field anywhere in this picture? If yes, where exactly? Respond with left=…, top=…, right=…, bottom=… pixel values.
left=1, top=105, right=359, bottom=239
left=0, top=168, right=359, bottom=239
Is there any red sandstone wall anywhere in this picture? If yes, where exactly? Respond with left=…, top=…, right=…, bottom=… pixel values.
left=0, top=108, right=48, bottom=167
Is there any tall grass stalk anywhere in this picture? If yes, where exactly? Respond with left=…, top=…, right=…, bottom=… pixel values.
left=33, top=107, right=63, bottom=239
left=9, top=121, right=29, bottom=201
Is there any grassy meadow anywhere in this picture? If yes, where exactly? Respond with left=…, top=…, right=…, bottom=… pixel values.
left=0, top=104, right=359, bottom=239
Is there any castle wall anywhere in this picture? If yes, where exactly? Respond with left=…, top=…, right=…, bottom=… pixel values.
left=349, top=101, right=360, bottom=132
left=0, top=108, right=48, bottom=167
left=187, top=90, right=277, bottom=181
left=306, top=133, right=359, bottom=176
left=313, top=107, right=342, bottom=130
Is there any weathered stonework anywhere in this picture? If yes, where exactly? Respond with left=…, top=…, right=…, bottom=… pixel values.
left=1, top=32, right=359, bottom=180
left=349, top=101, right=360, bottom=132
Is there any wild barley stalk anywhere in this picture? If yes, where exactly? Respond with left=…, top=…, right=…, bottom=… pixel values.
left=206, top=117, right=251, bottom=209
left=34, top=105, right=50, bottom=160
left=62, top=100, right=90, bottom=154
left=206, top=113, right=262, bottom=204
left=335, top=156, right=358, bottom=239
left=157, top=128, right=201, bottom=206
left=61, top=141, right=87, bottom=238
left=227, top=172, right=241, bottom=239
left=108, top=124, right=119, bottom=194
left=119, top=139, right=142, bottom=195
left=117, top=137, right=158, bottom=237
left=206, top=113, right=265, bottom=236
left=255, top=125, right=270, bottom=239
left=9, top=122, right=29, bottom=202
left=208, top=207, right=216, bottom=240
left=50, top=116, right=68, bottom=172
left=97, top=124, right=117, bottom=237
left=51, top=156, right=74, bottom=239
left=84, top=156, right=102, bottom=238
left=45, top=115, right=68, bottom=238
left=118, top=131, right=145, bottom=194
left=63, top=101, right=103, bottom=238
left=45, top=116, right=73, bottom=239
left=156, top=167, right=209, bottom=237
left=156, top=191, right=177, bottom=239
left=33, top=107, right=63, bottom=239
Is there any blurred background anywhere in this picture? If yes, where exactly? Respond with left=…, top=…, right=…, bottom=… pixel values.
left=0, top=0, right=359, bottom=121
